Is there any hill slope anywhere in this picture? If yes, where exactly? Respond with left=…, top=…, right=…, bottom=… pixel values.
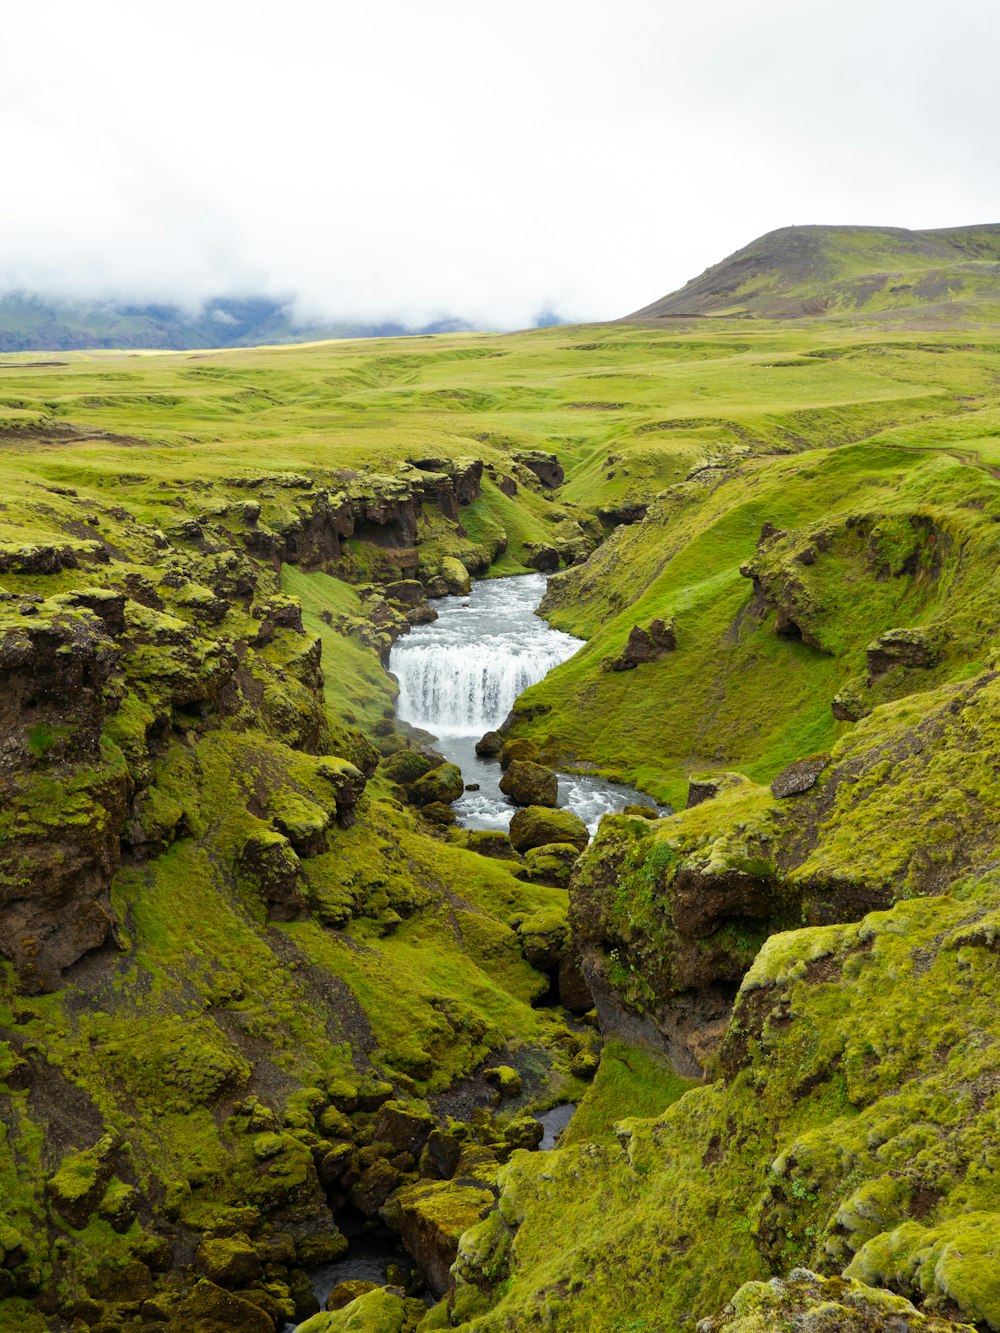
left=628, top=223, right=1000, bottom=323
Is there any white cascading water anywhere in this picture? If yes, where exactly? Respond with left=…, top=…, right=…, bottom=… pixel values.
left=390, top=574, right=580, bottom=736
left=389, top=573, right=661, bottom=832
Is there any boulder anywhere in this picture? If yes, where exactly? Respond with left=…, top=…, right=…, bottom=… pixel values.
left=499, top=760, right=558, bottom=807
left=238, top=832, right=304, bottom=921
left=866, top=626, right=943, bottom=681
left=419, top=1130, right=463, bottom=1180
left=298, top=1287, right=426, bottom=1333
left=521, top=842, right=579, bottom=887
left=515, top=909, right=567, bottom=971
left=498, top=738, right=543, bottom=770
left=484, top=1065, right=522, bottom=1097
left=327, top=1280, right=379, bottom=1311
left=524, top=544, right=560, bottom=573
left=605, top=618, right=677, bottom=671
left=408, top=763, right=464, bottom=807
left=463, top=830, right=520, bottom=861
left=558, top=952, right=594, bottom=1012
left=474, top=730, right=504, bottom=757
left=770, top=755, right=829, bottom=799
left=194, top=1234, right=262, bottom=1288
left=181, top=1279, right=275, bottom=1333
left=421, top=801, right=457, bottom=826
left=46, top=1134, right=118, bottom=1229
left=374, top=1102, right=435, bottom=1156
left=509, top=806, right=589, bottom=855
left=381, top=749, right=437, bottom=786
left=394, top=1180, right=495, bottom=1296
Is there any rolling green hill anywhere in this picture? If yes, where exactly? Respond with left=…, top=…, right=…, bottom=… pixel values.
left=629, top=223, right=1000, bottom=324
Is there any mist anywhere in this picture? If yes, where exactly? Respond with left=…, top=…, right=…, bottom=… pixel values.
left=2, top=0, right=999, bottom=330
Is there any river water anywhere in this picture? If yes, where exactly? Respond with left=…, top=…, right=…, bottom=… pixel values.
left=389, top=574, right=658, bottom=832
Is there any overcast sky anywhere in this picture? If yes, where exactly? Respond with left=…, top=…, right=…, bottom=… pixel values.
left=2, top=0, right=998, bottom=328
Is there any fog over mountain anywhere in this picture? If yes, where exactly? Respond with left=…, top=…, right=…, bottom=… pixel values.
left=2, top=0, right=1000, bottom=335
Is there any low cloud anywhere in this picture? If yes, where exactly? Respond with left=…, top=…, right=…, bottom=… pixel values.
left=1, top=0, right=998, bottom=329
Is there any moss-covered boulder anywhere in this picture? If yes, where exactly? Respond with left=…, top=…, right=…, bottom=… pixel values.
left=328, top=1279, right=379, bottom=1310
left=45, top=1133, right=118, bottom=1229
left=509, top=806, right=589, bottom=854
left=194, top=1233, right=263, bottom=1287
left=408, top=763, right=464, bottom=807
left=374, top=1101, right=435, bottom=1156
left=514, top=908, right=567, bottom=971
left=484, top=1065, right=522, bottom=1098
left=298, top=1286, right=426, bottom=1332
left=475, top=730, right=504, bottom=757
left=180, top=1278, right=275, bottom=1333
left=499, top=759, right=558, bottom=807
left=381, top=749, right=437, bottom=786
left=499, top=737, right=543, bottom=770
left=696, top=1268, right=974, bottom=1332
left=421, top=800, right=457, bottom=826
left=462, top=829, right=520, bottom=860
left=522, top=841, right=579, bottom=887
left=238, top=830, right=304, bottom=920
left=394, top=1179, right=496, bottom=1296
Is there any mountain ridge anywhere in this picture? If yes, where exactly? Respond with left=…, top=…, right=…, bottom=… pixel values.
left=627, top=222, right=1000, bottom=323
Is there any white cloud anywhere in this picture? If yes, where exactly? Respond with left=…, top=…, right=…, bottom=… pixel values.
left=1, top=0, right=998, bottom=328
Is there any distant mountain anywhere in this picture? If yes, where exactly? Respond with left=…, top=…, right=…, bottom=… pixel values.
left=627, top=224, right=1000, bottom=323
left=0, top=293, right=539, bottom=352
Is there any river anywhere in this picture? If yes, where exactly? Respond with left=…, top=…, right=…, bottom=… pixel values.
left=389, top=573, right=658, bottom=831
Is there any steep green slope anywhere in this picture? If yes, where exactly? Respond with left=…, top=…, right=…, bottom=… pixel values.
left=629, top=224, right=1000, bottom=324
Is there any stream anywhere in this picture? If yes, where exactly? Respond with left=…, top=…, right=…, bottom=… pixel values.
left=289, top=576, right=628, bottom=1327
left=389, top=573, right=659, bottom=831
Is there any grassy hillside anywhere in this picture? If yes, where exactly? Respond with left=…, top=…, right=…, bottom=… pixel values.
left=629, top=223, right=1000, bottom=324
left=0, top=312, right=999, bottom=1331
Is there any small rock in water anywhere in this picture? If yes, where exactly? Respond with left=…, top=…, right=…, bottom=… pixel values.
left=465, top=782, right=480, bottom=791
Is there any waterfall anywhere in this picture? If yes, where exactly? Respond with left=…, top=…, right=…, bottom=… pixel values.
left=392, top=637, right=574, bottom=735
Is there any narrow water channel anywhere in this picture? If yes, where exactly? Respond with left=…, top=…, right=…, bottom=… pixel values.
left=389, top=574, right=658, bottom=831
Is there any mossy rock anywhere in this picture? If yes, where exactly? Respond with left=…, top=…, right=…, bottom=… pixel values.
left=499, top=738, right=543, bottom=770
left=381, top=750, right=437, bottom=786
left=522, top=841, right=579, bottom=887
left=697, top=1267, right=975, bottom=1332
left=298, top=1286, right=426, bottom=1332
left=194, top=1233, right=262, bottom=1287
left=395, top=1179, right=496, bottom=1296
left=514, top=908, right=567, bottom=970
left=484, top=1065, right=522, bottom=1097
left=475, top=730, right=504, bottom=757
left=499, top=759, right=558, bottom=807
left=509, top=806, right=589, bottom=854
left=408, top=763, right=464, bottom=807
left=462, top=829, right=520, bottom=860
left=45, top=1133, right=117, bottom=1229
left=181, top=1278, right=275, bottom=1333
left=421, top=800, right=457, bottom=826
left=328, top=1278, right=379, bottom=1310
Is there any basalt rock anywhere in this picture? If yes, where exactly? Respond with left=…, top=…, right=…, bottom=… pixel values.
left=770, top=754, right=829, bottom=798
left=512, top=450, right=564, bottom=490
left=499, top=759, right=558, bottom=807
left=604, top=617, right=677, bottom=671
left=238, top=832, right=305, bottom=921
left=0, top=605, right=120, bottom=773
left=509, top=806, right=589, bottom=854
left=392, top=1179, right=496, bottom=1297
left=866, top=626, right=944, bottom=681
left=408, top=763, right=464, bottom=808
left=475, top=730, right=504, bottom=757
